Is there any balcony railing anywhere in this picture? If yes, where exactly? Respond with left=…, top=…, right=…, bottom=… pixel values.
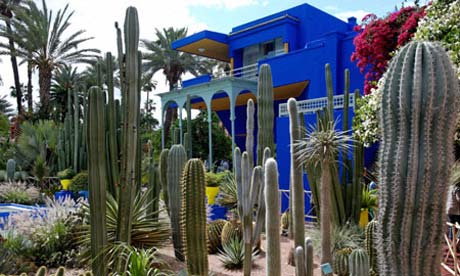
left=213, top=63, right=259, bottom=81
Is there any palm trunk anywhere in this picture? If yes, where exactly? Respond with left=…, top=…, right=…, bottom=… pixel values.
left=27, top=61, right=33, bottom=114
left=320, top=159, right=332, bottom=264
left=38, top=66, right=52, bottom=119
left=163, top=82, right=178, bottom=144
left=7, top=22, right=23, bottom=117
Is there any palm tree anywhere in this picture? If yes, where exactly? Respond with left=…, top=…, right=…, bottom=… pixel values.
left=81, top=54, right=119, bottom=90
left=0, top=95, right=13, bottom=117
left=295, top=119, right=353, bottom=264
left=50, top=64, right=82, bottom=122
left=0, top=0, right=100, bottom=119
left=141, top=27, right=218, bottom=143
left=0, top=0, right=25, bottom=117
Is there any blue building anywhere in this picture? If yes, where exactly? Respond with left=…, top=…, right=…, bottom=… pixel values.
left=158, top=3, right=365, bottom=215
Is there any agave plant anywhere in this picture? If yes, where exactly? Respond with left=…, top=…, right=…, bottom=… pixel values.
left=217, top=237, right=246, bottom=270
left=77, top=189, right=170, bottom=263
left=107, top=243, right=172, bottom=276
left=216, top=172, right=237, bottom=209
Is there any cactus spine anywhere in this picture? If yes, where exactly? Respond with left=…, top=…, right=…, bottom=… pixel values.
left=6, top=159, right=15, bottom=181
left=288, top=98, right=305, bottom=255
left=377, top=41, right=460, bottom=275
left=87, top=87, right=107, bottom=275
left=167, top=144, right=187, bottom=261
left=116, top=6, right=140, bottom=244
left=181, top=158, right=208, bottom=275
left=265, top=158, right=281, bottom=276
left=365, top=220, right=378, bottom=275
left=159, top=148, right=170, bottom=215
left=256, top=64, right=275, bottom=165
left=349, top=248, right=370, bottom=276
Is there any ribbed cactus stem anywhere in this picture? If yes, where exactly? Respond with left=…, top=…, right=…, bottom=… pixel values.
left=288, top=98, right=305, bottom=252
left=241, top=152, right=253, bottom=276
left=6, top=159, right=15, bottom=181
left=378, top=41, right=460, bottom=275
left=149, top=148, right=160, bottom=220
left=159, top=148, right=170, bottom=215
left=186, top=94, right=192, bottom=158
left=252, top=165, right=265, bottom=244
left=265, top=158, right=281, bottom=276
left=106, top=51, right=120, bottom=192
left=256, top=64, right=275, bottom=165
left=234, top=147, right=243, bottom=221
left=87, top=87, right=107, bottom=275
left=167, top=144, right=187, bottom=261
left=295, top=246, right=306, bottom=276
left=73, top=88, right=79, bottom=172
left=36, top=266, right=46, bottom=276
left=365, top=220, right=378, bottom=275
left=349, top=248, right=370, bottom=276
left=181, top=159, right=208, bottom=275
left=55, top=267, right=65, bottom=276
left=116, top=6, right=140, bottom=244
left=325, top=63, right=334, bottom=119
left=246, top=99, right=255, bottom=169
left=305, top=237, right=314, bottom=276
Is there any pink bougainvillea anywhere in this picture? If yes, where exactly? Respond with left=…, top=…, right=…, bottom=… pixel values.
left=351, top=6, right=426, bottom=94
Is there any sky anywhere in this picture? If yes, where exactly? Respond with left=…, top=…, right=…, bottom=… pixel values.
left=0, top=0, right=425, bottom=122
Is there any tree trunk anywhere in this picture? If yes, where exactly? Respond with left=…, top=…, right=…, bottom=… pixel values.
left=7, top=22, right=23, bottom=117
left=163, top=82, right=178, bottom=145
left=27, top=61, right=33, bottom=114
left=38, top=66, right=52, bottom=119
left=320, top=160, right=332, bottom=265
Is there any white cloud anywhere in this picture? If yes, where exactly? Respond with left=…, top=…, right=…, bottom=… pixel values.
left=334, top=10, right=370, bottom=23
left=186, top=0, right=261, bottom=10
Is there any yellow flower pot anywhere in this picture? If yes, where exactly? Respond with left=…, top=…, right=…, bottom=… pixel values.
left=205, top=186, right=219, bottom=205
left=359, top=209, right=369, bottom=228
left=60, top=179, right=71, bottom=190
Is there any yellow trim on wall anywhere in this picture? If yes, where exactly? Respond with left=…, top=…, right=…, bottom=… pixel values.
left=284, top=42, right=289, bottom=53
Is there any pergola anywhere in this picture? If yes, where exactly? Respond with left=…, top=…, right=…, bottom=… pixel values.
left=157, top=76, right=258, bottom=167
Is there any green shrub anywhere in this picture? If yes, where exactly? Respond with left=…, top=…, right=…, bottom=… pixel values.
left=205, top=171, right=228, bottom=187
left=71, top=171, right=88, bottom=191
left=56, top=168, right=75, bottom=180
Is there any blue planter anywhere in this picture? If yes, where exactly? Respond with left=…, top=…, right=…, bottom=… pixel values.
left=78, top=190, right=89, bottom=200
left=209, top=204, right=227, bottom=221
left=54, top=190, right=73, bottom=201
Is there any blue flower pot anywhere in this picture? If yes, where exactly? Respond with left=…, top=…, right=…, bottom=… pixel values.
left=54, top=190, right=73, bottom=201
left=78, top=190, right=89, bottom=200
left=209, top=204, right=227, bottom=220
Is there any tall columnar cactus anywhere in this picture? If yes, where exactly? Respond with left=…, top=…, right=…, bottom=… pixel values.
left=159, top=148, right=170, bottom=215
left=295, top=246, right=306, bottom=276
left=246, top=99, right=255, bottom=169
left=73, top=88, right=79, bottom=172
left=365, top=220, right=378, bottom=275
left=288, top=98, right=305, bottom=254
left=265, top=158, right=281, bottom=276
left=6, top=159, right=15, bottom=181
left=87, top=87, right=108, bottom=275
left=148, top=150, right=160, bottom=220
left=234, top=147, right=243, bottom=221
left=252, top=165, right=265, bottom=245
left=378, top=41, right=460, bottom=275
left=106, top=51, right=120, bottom=192
left=116, top=6, right=140, bottom=244
left=256, top=64, right=275, bottom=166
left=241, top=152, right=253, bottom=276
left=349, top=248, right=370, bottom=276
left=305, top=237, right=314, bottom=276
left=181, top=158, right=208, bottom=275
left=167, top=144, right=187, bottom=261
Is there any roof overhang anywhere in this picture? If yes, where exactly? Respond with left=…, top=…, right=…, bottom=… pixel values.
left=172, top=30, right=230, bottom=62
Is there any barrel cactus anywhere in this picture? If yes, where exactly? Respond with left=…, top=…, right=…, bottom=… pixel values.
left=349, top=248, right=370, bottom=276
left=221, top=218, right=243, bottom=246
left=208, top=219, right=227, bottom=254
left=377, top=41, right=460, bottom=275
left=181, top=158, right=208, bottom=275
left=333, top=248, right=352, bottom=276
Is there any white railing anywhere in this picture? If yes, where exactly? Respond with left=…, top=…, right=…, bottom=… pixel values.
left=214, top=63, right=259, bottom=81
left=278, top=93, right=355, bottom=117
